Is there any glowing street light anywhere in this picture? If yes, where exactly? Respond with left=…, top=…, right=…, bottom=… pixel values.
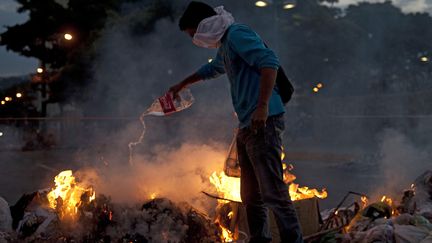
left=1, top=101, right=5, bottom=105
left=313, top=87, right=319, bottom=93
left=283, top=3, right=296, bottom=9
left=16, top=93, right=22, bottom=98
left=64, top=33, right=73, bottom=41
left=37, top=68, right=44, bottom=73
left=255, top=1, right=269, bottom=7
left=208, top=58, right=213, bottom=63
left=420, top=56, right=429, bottom=62
left=0, top=132, right=3, bottom=137
left=4, top=97, right=12, bottom=102
left=317, top=83, right=323, bottom=89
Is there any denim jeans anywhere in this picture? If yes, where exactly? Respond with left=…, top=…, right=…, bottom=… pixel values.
left=237, top=114, right=303, bottom=243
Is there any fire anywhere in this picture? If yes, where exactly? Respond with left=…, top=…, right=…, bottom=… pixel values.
left=289, top=183, right=328, bottom=201
left=380, top=195, right=393, bottom=207
left=209, top=167, right=327, bottom=203
left=210, top=171, right=241, bottom=202
left=150, top=192, right=158, bottom=200
left=361, top=196, right=368, bottom=209
left=380, top=195, right=397, bottom=215
left=47, top=170, right=95, bottom=219
left=217, top=221, right=234, bottom=243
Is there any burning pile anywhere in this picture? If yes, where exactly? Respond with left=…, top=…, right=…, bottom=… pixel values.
left=0, top=170, right=221, bottom=242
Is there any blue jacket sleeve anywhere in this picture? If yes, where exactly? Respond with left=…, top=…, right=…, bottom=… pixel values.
left=196, top=49, right=226, bottom=80
left=227, top=25, right=279, bottom=70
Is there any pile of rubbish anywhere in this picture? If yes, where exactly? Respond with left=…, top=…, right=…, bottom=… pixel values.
left=2, top=170, right=432, bottom=242
left=316, top=171, right=432, bottom=243
left=0, top=193, right=220, bottom=242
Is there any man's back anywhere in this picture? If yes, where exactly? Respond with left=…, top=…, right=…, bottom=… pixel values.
left=197, top=23, right=285, bottom=128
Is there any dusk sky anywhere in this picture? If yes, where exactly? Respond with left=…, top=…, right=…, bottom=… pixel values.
left=0, top=0, right=431, bottom=77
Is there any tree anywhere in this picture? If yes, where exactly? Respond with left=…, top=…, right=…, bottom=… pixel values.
left=0, top=0, right=174, bottom=113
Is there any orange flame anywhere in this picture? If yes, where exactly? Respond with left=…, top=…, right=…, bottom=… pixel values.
left=219, top=223, right=234, bottom=242
left=210, top=171, right=241, bottom=202
left=47, top=170, right=95, bottom=219
left=381, top=195, right=393, bottom=207
left=361, top=196, right=368, bottom=209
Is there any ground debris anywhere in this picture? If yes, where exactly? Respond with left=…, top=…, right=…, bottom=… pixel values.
left=318, top=171, right=432, bottom=243
left=2, top=194, right=220, bottom=243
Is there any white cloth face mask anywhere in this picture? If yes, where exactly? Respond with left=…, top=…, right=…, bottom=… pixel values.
left=192, top=6, right=235, bottom=49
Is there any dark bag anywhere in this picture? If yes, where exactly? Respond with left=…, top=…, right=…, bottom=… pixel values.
left=263, top=43, right=294, bottom=104
left=276, top=66, right=294, bottom=104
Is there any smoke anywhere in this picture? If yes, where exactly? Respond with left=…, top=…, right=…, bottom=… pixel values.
left=76, top=0, right=432, bottom=209
left=369, top=128, right=431, bottom=200
left=75, top=142, right=225, bottom=213
left=41, top=1, right=240, bottom=214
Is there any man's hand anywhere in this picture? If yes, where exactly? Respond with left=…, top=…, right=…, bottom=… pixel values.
left=251, top=104, right=268, bottom=134
left=168, top=73, right=203, bottom=99
left=168, top=82, right=185, bottom=100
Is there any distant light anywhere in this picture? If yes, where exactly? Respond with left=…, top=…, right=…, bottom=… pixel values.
left=64, top=33, right=73, bottom=41
left=4, top=97, right=12, bottom=102
left=1, top=101, right=5, bottom=105
left=420, top=56, right=429, bottom=62
left=317, top=83, right=323, bottom=89
left=208, top=58, right=213, bottom=63
left=37, top=68, right=44, bottom=73
left=16, top=93, right=22, bottom=98
left=313, top=87, right=319, bottom=93
left=0, top=132, right=3, bottom=137
left=255, top=1, right=269, bottom=7
left=283, top=3, right=296, bottom=9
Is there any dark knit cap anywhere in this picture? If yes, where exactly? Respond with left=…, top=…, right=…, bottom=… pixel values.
left=179, top=1, right=217, bottom=30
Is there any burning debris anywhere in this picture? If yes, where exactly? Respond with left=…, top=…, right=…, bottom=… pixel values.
left=1, top=166, right=431, bottom=242
left=0, top=170, right=221, bottom=242
left=312, top=171, right=432, bottom=243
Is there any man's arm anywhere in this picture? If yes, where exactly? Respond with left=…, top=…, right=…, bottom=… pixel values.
left=251, top=67, right=277, bottom=132
left=169, top=49, right=225, bottom=98
left=169, top=73, right=202, bottom=98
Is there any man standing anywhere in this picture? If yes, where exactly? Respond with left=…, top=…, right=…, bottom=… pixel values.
left=169, top=2, right=303, bottom=242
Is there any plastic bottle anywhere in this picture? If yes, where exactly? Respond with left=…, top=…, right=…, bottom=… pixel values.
left=129, top=89, right=194, bottom=166
left=146, top=89, right=194, bottom=116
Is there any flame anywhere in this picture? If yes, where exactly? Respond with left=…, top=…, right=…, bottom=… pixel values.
left=380, top=195, right=393, bottom=207
left=361, top=196, right=368, bottom=209
left=209, top=165, right=327, bottom=203
left=89, top=191, right=96, bottom=202
left=220, top=225, right=234, bottom=242
left=47, top=170, right=95, bottom=219
left=380, top=195, right=397, bottom=216
left=150, top=192, right=158, bottom=200
left=210, top=171, right=241, bottom=202
left=214, top=206, right=235, bottom=242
